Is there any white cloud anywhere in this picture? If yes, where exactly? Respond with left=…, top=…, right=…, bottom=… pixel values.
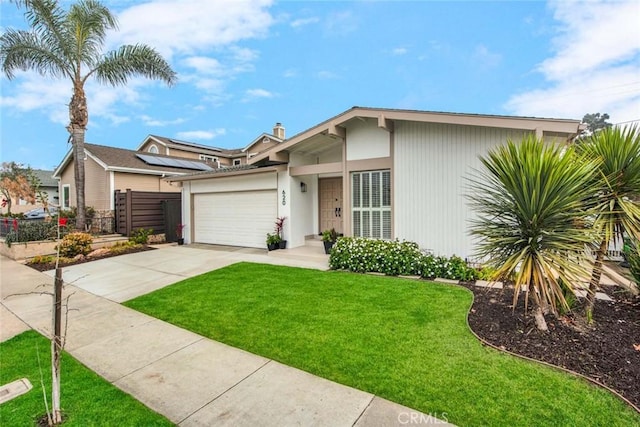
left=291, top=17, right=320, bottom=28
left=140, top=115, right=186, bottom=127
left=176, top=129, right=226, bottom=140
left=392, top=47, right=408, bottom=56
left=110, top=0, right=275, bottom=60
left=506, top=0, right=640, bottom=123
left=242, top=88, right=277, bottom=102
left=182, top=56, right=224, bottom=76
left=0, top=74, right=70, bottom=125
left=0, top=72, right=145, bottom=127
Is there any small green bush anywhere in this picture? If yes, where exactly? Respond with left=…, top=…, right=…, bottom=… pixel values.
left=57, top=232, right=93, bottom=257
left=329, top=237, right=478, bottom=280
left=129, top=228, right=153, bottom=245
left=29, top=254, right=56, bottom=264
left=109, top=241, right=142, bottom=254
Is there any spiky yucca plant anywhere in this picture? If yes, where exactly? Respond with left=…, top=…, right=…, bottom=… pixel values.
left=468, top=136, right=597, bottom=330
left=578, top=125, right=640, bottom=322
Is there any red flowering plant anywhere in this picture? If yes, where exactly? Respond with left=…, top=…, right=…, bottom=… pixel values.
left=275, top=217, right=286, bottom=240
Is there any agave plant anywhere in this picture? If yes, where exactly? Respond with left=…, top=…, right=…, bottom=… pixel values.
left=578, top=125, right=640, bottom=322
left=468, top=136, right=597, bottom=330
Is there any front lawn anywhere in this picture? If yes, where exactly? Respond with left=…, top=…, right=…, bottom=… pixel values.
left=124, top=262, right=640, bottom=426
left=0, top=331, right=172, bottom=426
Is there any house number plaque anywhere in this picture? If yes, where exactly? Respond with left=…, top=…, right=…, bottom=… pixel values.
left=282, top=190, right=286, bottom=205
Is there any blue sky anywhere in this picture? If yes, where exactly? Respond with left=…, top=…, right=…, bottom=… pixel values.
left=1, top=0, right=639, bottom=170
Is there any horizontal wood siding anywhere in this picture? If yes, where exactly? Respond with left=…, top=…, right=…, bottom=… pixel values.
left=394, top=121, right=528, bottom=259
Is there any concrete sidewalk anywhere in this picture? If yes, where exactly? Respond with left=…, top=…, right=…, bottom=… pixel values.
left=1, top=249, right=453, bottom=426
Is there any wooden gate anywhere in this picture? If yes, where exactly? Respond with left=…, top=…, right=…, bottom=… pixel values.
left=114, top=190, right=181, bottom=237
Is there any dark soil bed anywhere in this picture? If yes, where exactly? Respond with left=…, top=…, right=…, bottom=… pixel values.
left=26, top=245, right=155, bottom=272
left=464, top=283, right=640, bottom=410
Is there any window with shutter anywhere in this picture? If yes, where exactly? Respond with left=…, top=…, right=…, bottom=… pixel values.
left=351, top=170, right=391, bottom=239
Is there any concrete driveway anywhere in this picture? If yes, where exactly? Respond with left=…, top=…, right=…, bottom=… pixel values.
left=42, top=244, right=329, bottom=303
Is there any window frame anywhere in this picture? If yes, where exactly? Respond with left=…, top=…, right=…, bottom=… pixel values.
left=351, top=170, right=391, bottom=239
left=62, top=184, right=70, bottom=209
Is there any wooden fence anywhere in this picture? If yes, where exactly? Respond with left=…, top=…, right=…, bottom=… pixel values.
left=115, top=190, right=181, bottom=239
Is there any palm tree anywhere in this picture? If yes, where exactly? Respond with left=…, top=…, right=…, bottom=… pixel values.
left=1, top=2, right=175, bottom=424
left=579, top=125, right=640, bottom=322
left=1, top=0, right=177, bottom=230
left=468, top=136, right=597, bottom=330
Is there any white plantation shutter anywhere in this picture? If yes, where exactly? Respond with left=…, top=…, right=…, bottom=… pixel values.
left=352, top=170, right=391, bottom=239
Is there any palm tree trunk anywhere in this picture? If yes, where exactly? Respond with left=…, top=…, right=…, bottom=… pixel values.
left=68, top=85, right=88, bottom=231
left=71, top=128, right=86, bottom=231
left=586, top=239, right=608, bottom=323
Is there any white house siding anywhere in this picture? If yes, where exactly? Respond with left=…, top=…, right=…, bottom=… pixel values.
left=346, top=118, right=390, bottom=161
left=393, top=121, right=527, bottom=259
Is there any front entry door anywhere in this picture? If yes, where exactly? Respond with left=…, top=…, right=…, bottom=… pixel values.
left=319, top=178, right=343, bottom=234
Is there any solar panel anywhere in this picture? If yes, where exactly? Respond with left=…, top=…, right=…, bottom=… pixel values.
left=136, top=154, right=213, bottom=171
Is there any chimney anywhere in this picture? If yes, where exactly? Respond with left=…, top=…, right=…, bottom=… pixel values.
left=273, top=122, right=285, bottom=140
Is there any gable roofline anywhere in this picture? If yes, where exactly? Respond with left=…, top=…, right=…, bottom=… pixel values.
left=249, top=106, right=583, bottom=165
left=241, top=132, right=283, bottom=153
left=138, top=134, right=242, bottom=157
left=53, top=143, right=215, bottom=177
left=52, top=148, right=74, bottom=179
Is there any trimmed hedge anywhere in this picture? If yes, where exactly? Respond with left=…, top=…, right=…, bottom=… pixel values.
left=3, top=220, right=59, bottom=247
left=328, top=237, right=478, bottom=281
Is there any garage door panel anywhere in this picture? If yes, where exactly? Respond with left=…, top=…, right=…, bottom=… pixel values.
left=194, top=191, right=277, bottom=248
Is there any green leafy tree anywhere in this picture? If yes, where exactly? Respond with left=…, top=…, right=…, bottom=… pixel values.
left=468, top=136, right=597, bottom=330
left=1, top=0, right=177, bottom=231
left=582, top=112, right=612, bottom=135
left=578, top=125, right=640, bottom=322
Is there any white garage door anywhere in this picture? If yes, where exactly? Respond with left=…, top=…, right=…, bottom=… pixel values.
left=193, top=190, right=277, bottom=248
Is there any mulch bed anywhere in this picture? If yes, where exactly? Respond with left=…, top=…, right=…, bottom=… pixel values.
left=464, top=283, right=640, bottom=410
left=26, top=245, right=155, bottom=272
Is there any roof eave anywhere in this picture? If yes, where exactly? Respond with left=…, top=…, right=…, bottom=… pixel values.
left=167, top=165, right=286, bottom=182
left=248, top=106, right=582, bottom=165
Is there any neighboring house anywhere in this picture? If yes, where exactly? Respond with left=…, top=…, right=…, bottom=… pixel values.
left=1, top=169, right=58, bottom=214
left=33, top=169, right=59, bottom=208
left=168, top=107, right=583, bottom=258
left=53, top=143, right=213, bottom=214
left=51, top=124, right=285, bottom=219
left=137, top=123, right=285, bottom=167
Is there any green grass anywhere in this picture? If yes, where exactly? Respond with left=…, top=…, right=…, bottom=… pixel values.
left=124, top=262, right=640, bottom=427
left=0, top=331, right=172, bottom=426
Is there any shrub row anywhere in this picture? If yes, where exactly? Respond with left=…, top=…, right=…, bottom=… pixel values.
left=3, top=221, right=66, bottom=247
left=328, top=237, right=479, bottom=281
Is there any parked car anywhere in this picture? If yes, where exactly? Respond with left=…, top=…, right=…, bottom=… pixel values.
left=24, top=206, right=58, bottom=219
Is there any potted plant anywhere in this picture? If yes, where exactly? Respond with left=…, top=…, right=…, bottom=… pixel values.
left=176, top=223, right=185, bottom=245
left=321, top=228, right=338, bottom=254
left=266, top=232, right=281, bottom=251
left=275, top=216, right=287, bottom=249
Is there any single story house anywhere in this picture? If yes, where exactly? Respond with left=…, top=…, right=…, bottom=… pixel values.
left=168, top=107, right=582, bottom=258
left=53, top=143, right=211, bottom=213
